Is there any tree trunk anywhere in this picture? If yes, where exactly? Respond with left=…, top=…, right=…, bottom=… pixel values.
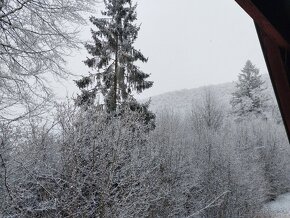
left=112, top=37, right=119, bottom=112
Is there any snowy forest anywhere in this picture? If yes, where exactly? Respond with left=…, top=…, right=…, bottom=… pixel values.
left=1, top=0, right=290, bottom=217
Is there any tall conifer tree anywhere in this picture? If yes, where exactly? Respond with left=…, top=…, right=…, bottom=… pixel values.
left=230, top=60, right=268, bottom=119
left=76, top=0, right=153, bottom=112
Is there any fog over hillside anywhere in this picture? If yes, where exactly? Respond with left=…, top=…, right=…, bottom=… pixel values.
left=148, top=74, right=276, bottom=114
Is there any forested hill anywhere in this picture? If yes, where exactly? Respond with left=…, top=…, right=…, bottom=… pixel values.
left=147, top=74, right=276, bottom=114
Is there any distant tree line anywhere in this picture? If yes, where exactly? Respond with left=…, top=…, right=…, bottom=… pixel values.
left=1, top=86, right=289, bottom=217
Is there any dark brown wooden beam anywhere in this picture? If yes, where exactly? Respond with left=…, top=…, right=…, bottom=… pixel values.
left=256, top=25, right=290, bottom=139
left=235, top=0, right=290, bottom=141
left=235, top=0, right=289, bottom=48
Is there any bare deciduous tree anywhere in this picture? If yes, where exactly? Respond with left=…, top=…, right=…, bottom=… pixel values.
left=191, top=88, right=224, bottom=133
left=0, top=0, right=95, bottom=122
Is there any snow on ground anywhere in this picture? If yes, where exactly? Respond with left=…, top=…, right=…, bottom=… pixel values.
left=263, top=193, right=290, bottom=217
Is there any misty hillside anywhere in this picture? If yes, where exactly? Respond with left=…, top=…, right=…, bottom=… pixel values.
left=148, top=74, right=276, bottom=114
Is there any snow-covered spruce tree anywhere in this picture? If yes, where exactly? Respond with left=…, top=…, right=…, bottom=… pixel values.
left=230, top=60, right=268, bottom=119
left=76, top=0, right=153, bottom=113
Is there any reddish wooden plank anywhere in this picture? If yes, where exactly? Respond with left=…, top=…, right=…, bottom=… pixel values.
left=235, top=0, right=289, bottom=47
left=256, top=25, right=290, bottom=139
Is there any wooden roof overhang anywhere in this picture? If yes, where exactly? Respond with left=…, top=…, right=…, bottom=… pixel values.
left=235, top=0, right=290, bottom=141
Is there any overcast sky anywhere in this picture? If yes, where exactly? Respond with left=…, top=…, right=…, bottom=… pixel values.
left=56, top=0, right=268, bottom=100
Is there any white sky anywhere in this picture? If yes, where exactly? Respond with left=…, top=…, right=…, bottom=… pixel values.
left=55, top=0, right=268, bottom=100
